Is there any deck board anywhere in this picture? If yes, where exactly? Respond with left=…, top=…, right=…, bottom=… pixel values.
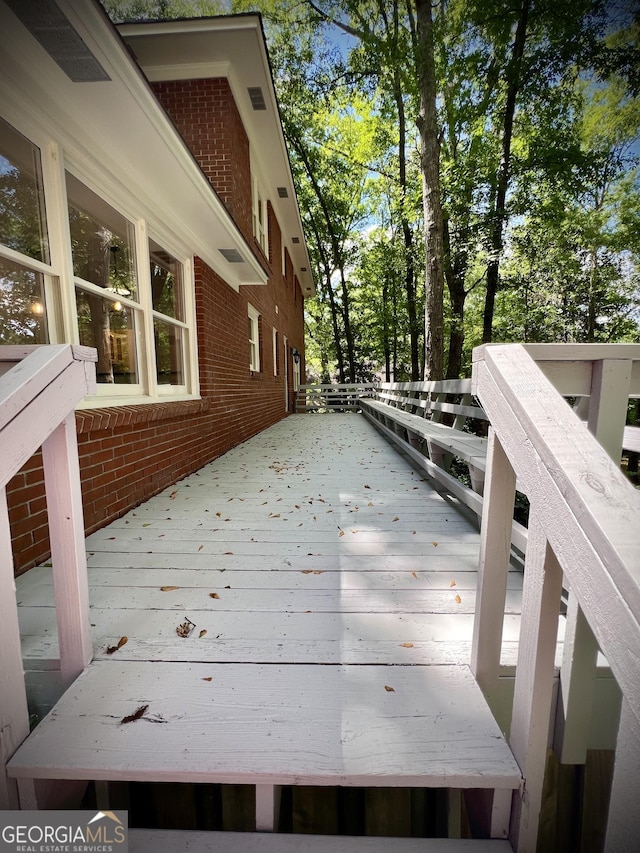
left=13, top=415, right=525, bottom=790
left=8, top=661, right=520, bottom=788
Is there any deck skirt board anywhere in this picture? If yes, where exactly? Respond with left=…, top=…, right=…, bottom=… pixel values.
left=8, top=661, right=521, bottom=789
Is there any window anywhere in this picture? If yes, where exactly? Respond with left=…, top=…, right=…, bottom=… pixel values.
left=0, top=118, right=52, bottom=345
left=248, top=304, right=260, bottom=372
left=0, top=117, right=197, bottom=404
left=67, top=171, right=140, bottom=386
left=150, top=237, right=186, bottom=388
left=252, top=175, right=267, bottom=256
left=272, top=327, right=278, bottom=375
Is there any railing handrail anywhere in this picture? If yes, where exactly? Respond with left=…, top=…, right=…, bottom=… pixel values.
left=474, top=344, right=640, bottom=714
left=472, top=342, right=640, bottom=851
left=1, top=344, right=96, bottom=809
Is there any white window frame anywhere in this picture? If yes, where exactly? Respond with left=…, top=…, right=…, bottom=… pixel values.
left=0, top=116, right=200, bottom=407
left=251, top=173, right=268, bottom=257
left=272, top=327, right=278, bottom=376
left=248, top=304, right=260, bottom=372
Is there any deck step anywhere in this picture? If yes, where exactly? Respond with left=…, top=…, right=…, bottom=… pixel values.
left=8, top=661, right=520, bottom=790
left=130, top=830, right=513, bottom=852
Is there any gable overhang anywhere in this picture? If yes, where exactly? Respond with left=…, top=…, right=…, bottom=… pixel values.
left=117, top=14, right=315, bottom=299
left=0, top=0, right=267, bottom=291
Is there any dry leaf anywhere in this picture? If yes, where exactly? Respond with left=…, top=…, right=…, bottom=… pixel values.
left=384, top=685, right=395, bottom=692
left=392, top=516, right=400, bottom=522
left=432, top=541, right=439, bottom=547
left=400, top=642, right=414, bottom=648
left=160, top=585, right=180, bottom=592
left=202, top=677, right=213, bottom=682
left=198, top=545, right=204, bottom=552
left=301, top=570, right=313, bottom=574
left=455, top=594, right=462, bottom=604
left=411, top=571, right=418, bottom=579
left=106, top=636, right=128, bottom=655
left=199, top=629, right=207, bottom=638
left=450, top=580, right=457, bottom=588
left=339, top=530, right=345, bottom=538
left=209, top=592, right=220, bottom=599
left=216, top=512, right=222, bottom=517
left=169, top=491, right=177, bottom=500
left=176, top=617, right=196, bottom=638
left=223, top=551, right=233, bottom=555
left=120, top=704, right=148, bottom=724
left=364, top=484, right=371, bottom=489
left=368, top=502, right=374, bottom=507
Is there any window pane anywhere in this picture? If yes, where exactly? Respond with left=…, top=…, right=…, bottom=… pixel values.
left=154, top=318, right=184, bottom=385
left=66, top=172, right=137, bottom=301
left=149, top=238, right=184, bottom=321
left=76, top=287, right=138, bottom=384
left=0, top=255, right=48, bottom=344
left=0, top=118, right=50, bottom=263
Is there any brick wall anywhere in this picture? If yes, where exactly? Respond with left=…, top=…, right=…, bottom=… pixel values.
left=7, top=75, right=306, bottom=576
left=152, top=78, right=254, bottom=245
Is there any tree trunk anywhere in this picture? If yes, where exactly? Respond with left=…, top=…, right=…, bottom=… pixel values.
left=482, top=0, right=529, bottom=343
left=414, top=0, right=445, bottom=380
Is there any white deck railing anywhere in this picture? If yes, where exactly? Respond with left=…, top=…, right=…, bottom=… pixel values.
left=295, top=383, right=376, bottom=412
left=0, top=344, right=96, bottom=809
left=471, top=343, right=640, bottom=852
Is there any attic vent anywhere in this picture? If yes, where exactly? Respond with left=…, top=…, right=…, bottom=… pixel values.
left=247, top=87, right=266, bottom=110
left=277, top=187, right=288, bottom=198
left=219, top=248, right=244, bottom=263
left=301, top=267, right=308, bottom=272
left=5, top=0, right=111, bottom=82
left=291, top=237, right=300, bottom=244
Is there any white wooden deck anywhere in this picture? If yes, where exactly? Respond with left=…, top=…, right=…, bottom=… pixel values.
left=11, top=415, right=521, bottom=802
left=17, top=414, right=525, bottom=670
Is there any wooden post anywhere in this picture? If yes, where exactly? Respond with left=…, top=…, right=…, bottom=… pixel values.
left=471, top=429, right=516, bottom=694
left=0, top=487, right=30, bottom=810
left=255, top=784, right=281, bottom=831
left=604, top=698, right=640, bottom=852
left=559, top=359, right=631, bottom=764
left=42, top=414, right=92, bottom=682
left=509, top=516, right=563, bottom=853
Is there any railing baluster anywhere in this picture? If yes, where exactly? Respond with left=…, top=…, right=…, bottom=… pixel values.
left=0, top=486, right=30, bottom=810
left=471, top=429, right=516, bottom=694
left=605, top=697, right=640, bottom=852
left=42, top=414, right=92, bottom=682
left=509, top=515, right=563, bottom=853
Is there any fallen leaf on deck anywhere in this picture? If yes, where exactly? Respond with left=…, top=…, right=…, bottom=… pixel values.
left=216, top=512, right=222, bottom=517
left=432, top=542, right=439, bottom=547
left=142, top=523, right=151, bottom=527
left=223, top=551, right=233, bottom=555
left=301, top=570, right=313, bottom=574
left=455, top=594, right=462, bottom=604
left=169, top=491, right=177, bottom=499
left=176, top=618, right=196, bottom=638
left=368, top=502, right=374, bottom=507
left=160, top=586, right=180, bottom=592
left=209, top=592, right=220, bottom=599
left=339, top=530, right=345, bottom=537
left=198, top=545, right=204, bottom=552
left=392, top=517, right=400, bottom=522
left=364, top=484, right=371, bottom=489
left=225, top=585, right=231, bottom=589
left=411, top=571, right=418, bottom=579
left=384, top=685, right=395, bottom=692
left=400, top=643, right=414, bottom=648
left=105, top=636, right=128, bottom=655
left=120, top=704, right=148, bottom=724
left=199, top=629, right=207, bottom=638
left=450, top=580, right=457, bottom=588
left=202, top=677, right=213, bottom=682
